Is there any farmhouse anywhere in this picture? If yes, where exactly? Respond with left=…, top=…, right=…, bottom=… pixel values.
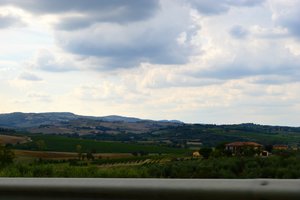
left=260, top=150, right=270, bottom=157
left=192, top=151, right=201, bottom=158
left=225, top=142, right=263, bottom=155
left=291, top=145, right=298, bottom=151
left=273, top=144, right=288, bottom=150
left=187, top=140, right=202, bottom=150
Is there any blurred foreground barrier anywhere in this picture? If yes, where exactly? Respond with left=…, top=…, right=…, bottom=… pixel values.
left=0, top=178, right=299, bottom=200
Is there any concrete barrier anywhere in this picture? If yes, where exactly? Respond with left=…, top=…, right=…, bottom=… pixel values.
left=0, top=178, right=299, bottom=200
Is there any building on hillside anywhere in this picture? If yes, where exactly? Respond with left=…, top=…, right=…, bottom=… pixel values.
left=260, top=150, right=270, bottom=157
left=192, top=151, right=201, bottom=158
left=291, top=145, right=298, bottom=151
left=187, top=141, right=202, bottom=146
left=187, top=140, right=203, bottom=150
left=225, top=142, right=263, bottom=156
left=273, top=144, right=288, bottom=151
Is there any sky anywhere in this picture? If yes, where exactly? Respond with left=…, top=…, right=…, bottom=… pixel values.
left=0, top=0, right=300, bottom=126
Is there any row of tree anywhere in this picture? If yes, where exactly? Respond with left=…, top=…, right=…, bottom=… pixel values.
left=1, top=154, right=299, bottom=178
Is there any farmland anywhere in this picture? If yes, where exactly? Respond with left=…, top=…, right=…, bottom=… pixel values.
left=0, top=130, right=299, bottom=178
left=14, top=134, right=188, bottom=154
left=14, top=149, right=135, bottom=160
left=1, top=153, right=300, bottom=178
left=1, top=113, right=300, bottom=178
left=0, top=134, right=31, bottom=145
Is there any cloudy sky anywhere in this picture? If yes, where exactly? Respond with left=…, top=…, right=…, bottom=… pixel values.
left=0, top=0, right=300, bottom=126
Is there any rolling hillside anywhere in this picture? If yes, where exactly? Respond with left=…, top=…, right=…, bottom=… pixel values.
left=1, top=112, right=300, bottom=147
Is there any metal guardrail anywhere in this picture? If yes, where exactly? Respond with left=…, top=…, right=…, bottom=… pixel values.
left=0, top=178, right=299, bottom=200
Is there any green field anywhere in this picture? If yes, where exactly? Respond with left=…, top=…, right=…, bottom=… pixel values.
left=14, top=134, right=187, bottom=154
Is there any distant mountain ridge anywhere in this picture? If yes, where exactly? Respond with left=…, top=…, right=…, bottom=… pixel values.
left=0, top=112, right=183, bottom=129
left=1, top=112, right=300, bottom=146
left=0, top=112, right=78, bottom=128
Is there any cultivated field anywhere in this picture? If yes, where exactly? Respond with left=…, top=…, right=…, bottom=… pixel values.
left=14, top=150, right=133, bottom=160
left=0, top=134, right=31, bottom=145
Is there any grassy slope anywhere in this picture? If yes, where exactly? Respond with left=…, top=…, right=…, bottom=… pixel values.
left=153, top=124, right=300, bottom=146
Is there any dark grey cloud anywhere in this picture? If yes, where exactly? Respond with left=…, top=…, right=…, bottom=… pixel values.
left=0, top=14, right=24, bottom=29
left=29, top=49, right=79, bottom=72
left=27, top=92, right=52, bottom=102
left=229, top=25, right=249, bottom=39
left=187, top=0, right=228, bottom=15
left=195, top=62, right=300, bottom=81
left=0, top=0, right=158, bottom=15
left=276, top=13, right=300, bottom=38
left=251, top=76, right=299, bottom=85
left=271, top=1, right=300, bottom=39
left=54, top=16, right=93, bottom=31
left=0, top=0, right=159, bottom=30
left=188, top=50, right=300, bottom=84
left=61, top=30, right=192, bottom=69
left=53, top=1, right=197, bottom=70
left=0, top=1, right=199, bottom=71
left=55, top=0, right=160, bottom=30
left=19, top=72, right=43, bottom=81
left=285, top=22, right=300, bottom=38
left=60, top=36, right=193, bottom=70
left=226, top=0, right=264, bottom=7
left=187, top=0, right=265, bottom=15
left=1, top=0, right=195, bottom=70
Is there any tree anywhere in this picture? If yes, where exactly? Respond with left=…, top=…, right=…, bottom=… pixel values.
left=86, top=152, right=94, bottom=161
left=200, top=147, right=212, bottom=159
left=242, top=147, right=258, bottom=157
left=35, top=140, right=46, bottom=151
left=215, top=142, right=228, bottom=151
left=265, top=144, right=273, bottom=153
left=139, top=151, right=149, bottom=156
left=76, top=145, right=82, bottom=160
left=0, top=145, right=14, bottom=166
left=132, top=152, right=139, bottom=156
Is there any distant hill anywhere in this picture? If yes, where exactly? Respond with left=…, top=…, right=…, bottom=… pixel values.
left=1, top=112, right=300, bottom=147
left=0, top=112, right=78, bottom=128
left=0, top=112, right=183, bottom=135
